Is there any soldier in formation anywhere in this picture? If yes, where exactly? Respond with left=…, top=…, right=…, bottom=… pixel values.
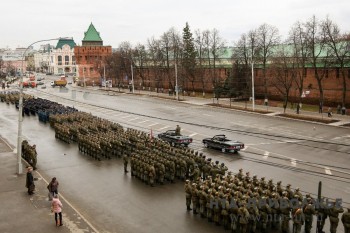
left=22, top=140, right=38, bottom=170
left=184, top=168, right=345, bottom=233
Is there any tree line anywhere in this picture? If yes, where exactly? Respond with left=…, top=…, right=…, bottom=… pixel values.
left=96, top=15, right=349, bottom=110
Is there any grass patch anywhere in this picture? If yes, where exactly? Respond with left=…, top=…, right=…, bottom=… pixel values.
left=207, top=103, right=273, bottom=114
left=277, top=113, right=339, bottom=124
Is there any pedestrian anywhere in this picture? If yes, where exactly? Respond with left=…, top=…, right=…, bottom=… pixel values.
left=51, top=194, right=63, bottom=227
left=47, top=177, right=59, bottom=200
left=25, top=166, right=35, bottom=195
left=328, top=107, right=333, bottom=117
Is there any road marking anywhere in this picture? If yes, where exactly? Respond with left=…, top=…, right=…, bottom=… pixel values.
left=148, top=123, right=158, bottom=127
left=332, top=135, right=350, bottom=140
left=324, top=167, right=332, bottom=175
left=189, top=133, right=198, bottom=137
left=291, top=158, right=297, bottom=166
left=138, top=120, right=149, bottom=124
left=158, top=126, right=170, bottom=130
left=127, top=117, right=139, bottom=122
left=121, top=115, right=132, bottom=119
left=203, top=114, right=212, bottom=117
left=114, top=113, right=123, bottom=117
left=263, top=151, right=269, bottom=159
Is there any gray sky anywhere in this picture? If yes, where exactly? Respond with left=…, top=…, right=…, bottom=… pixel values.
left=2, top=0, right=349, bottom=49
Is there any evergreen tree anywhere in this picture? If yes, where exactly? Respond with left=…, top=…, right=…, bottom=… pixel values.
left=182, top=22, right=197, bottom=92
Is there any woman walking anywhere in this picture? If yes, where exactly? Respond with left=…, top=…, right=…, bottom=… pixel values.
left=51, top=194, right=63, bottom=226
left=48, top=177, right=59, bottom=200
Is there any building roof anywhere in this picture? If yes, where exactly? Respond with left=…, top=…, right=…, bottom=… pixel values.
left=56, top=38, right=76, bottom=49
left=83, top=23, right=103, bottom=42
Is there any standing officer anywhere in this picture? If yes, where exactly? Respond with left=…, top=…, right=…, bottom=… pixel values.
left=342, top=207, right=350, bottom=233
left=329, top=201, right=344, bottom=233
left=184, top=180, right=192, bottom=211
left=175, top=125, right=181, bottom=136
left=123, top=154, right=129, bottom=173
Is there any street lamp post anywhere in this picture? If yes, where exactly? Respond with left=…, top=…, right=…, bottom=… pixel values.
left=251, top=58, right=255, bottom=111
left=175, top=63, right=179, bottom=101
left=16, top=37, right=68, bottom=174
left=131, top=63, right=134, bottom=93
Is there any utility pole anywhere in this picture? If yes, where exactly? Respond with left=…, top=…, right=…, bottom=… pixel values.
left=251, top=57, right=255, bottom=111
left=104, top=65, right=106, bottom=90
left=131, top=63, right=134, bottom=93
left=175, top=63, right=179, bottom=101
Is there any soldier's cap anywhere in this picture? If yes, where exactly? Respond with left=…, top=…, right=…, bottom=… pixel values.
left=239, top=168, right=243, bottom=171
left=192, top=183, right=197, bottom=186
left=287, top=184, right=291, bottom=187
left=277, top=181, right=281, bottom=184
left=215, top=161, right=219, bottom=164
left=296, top=187, right=300, bottom=191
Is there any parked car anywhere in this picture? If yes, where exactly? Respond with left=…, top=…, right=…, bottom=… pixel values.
left=202, top=134, right=244, bottom=153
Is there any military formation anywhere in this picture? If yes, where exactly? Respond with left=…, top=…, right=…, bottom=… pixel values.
left=185, top=168, right=347, bottom=233
left=1, top=93, right=348, bottom=233
left=21, top=140, right=38, bottom=170
left=0, top=91, right=32, bottom=105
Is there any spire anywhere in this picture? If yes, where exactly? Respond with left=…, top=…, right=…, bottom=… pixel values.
left=82, top=23, right=103, bottom=42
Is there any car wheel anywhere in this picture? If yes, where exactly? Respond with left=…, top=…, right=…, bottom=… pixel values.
left=234, top=150, right=238, bottom=154
left=204, top=143, right=209, bottom=148
left=171, top=142, right=175, bottom=147
left=221, top=148, right=226, bottom=153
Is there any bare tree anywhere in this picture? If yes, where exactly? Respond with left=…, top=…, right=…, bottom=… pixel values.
left=210, top=28, right=226, bottom=87
left=270, top=47, right=296, bottom=113
left=288, top=21, right=310, bottom=114
left=304, top=15, right=329, bottom=110
left=147, top=37, right=166, bottom=92
left=256, top=23, right=281, bottom=99
left=133, top=43, right=147, bottom=87
left=105, top=52, right=123, bottom=90
left=322, top=16, right=350, bottom=108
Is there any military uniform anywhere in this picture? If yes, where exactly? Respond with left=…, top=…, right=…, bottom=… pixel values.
left=342, top=208, right=350, bottom=233
left=329, top=203, right=344, bottom=233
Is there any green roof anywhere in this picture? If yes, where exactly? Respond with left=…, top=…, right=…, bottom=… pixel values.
left=83, top=23, right=103, bottom=42
left=55, top=38, right=76, bottom=49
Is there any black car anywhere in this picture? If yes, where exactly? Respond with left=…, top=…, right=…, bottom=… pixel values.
left=158, top=130, right=193, bottom=147
left=202, top=134, right=244, bottom=153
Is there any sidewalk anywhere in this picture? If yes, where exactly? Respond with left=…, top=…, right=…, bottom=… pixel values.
left=88, top=86, right=350, bottom=127
left=0, top=138, right=97, bottom=233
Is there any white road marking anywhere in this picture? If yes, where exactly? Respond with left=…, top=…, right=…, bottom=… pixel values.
left=127, top=117, right=139, bottom=122
left=189, top=133, right=198, bottom=137
left=121, top=115, right=132, bottom=119
left=263, top=151, right=269, bottom=159
left=114, top=113, right=123, bottom=117
left=148, top=123, right=158, bottom=127
left=332, top=135, right=350, bottom=140
left=158, top=126, right=170, bottom=130
left=203, top=114, right=212, bottom=117
left=291, top=158, right=297, bottom=166
left=324, top=167, right=332, bottom=175
left=138, top=120, right=149, bottom=124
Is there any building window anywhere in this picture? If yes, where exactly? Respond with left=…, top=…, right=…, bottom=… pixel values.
left=72, top=56, right=76, bottom=65
left=58, top=56, right=62, bottom=65
left=65, top=55, right=69, bottom=65
left=90, top=67, right=93, bottom=72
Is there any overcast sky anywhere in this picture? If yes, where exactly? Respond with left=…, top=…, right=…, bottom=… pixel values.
left=1, top=0, right=349, bottom=49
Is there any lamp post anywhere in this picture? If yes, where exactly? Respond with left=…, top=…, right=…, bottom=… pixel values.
left=123, top=57, right=134, bottom=93
left=251, top=57, right=255, bottom=111
left=175, top=63, right=179, bottom=101
left=17, top=37, right=68, bottom=174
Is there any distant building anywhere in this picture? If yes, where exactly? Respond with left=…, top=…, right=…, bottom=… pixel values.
left=74, top=23, right=112, bottom=85
left=48, top=38, right=77, bottom=75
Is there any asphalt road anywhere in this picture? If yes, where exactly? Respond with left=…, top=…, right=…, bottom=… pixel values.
left=1, top=78, right=349, bottom=233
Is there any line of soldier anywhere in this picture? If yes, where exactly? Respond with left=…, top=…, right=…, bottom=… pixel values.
left=0, top=91, right=33, bottom=105
left=185, top=168, right=347, bottom=233
left=21, top=140, right=37, bottom=170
